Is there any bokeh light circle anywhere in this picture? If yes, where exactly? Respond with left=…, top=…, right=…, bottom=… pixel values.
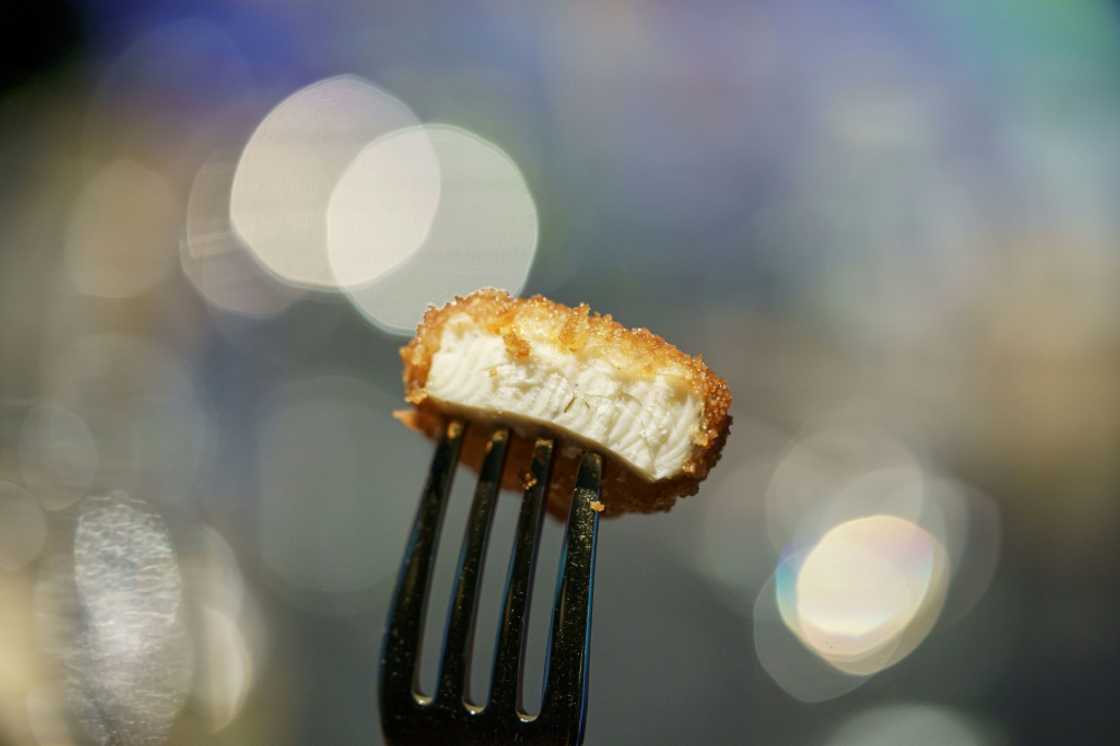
left=766, top=427, right=922, bottom=548
left=19, top=402, right=99, bottom=511
left=753, top=564, right=867, bottom=703
left=255, top=375, right=415, bottom=601
left=194, top=606, right=253, bottom=733
left=779, top=515, right=949, bottom=676
left=71, top=492, right=194, bottom=742
left=181, top=155, right=306, bottom=318
left=754, top=417, right=1003, bottom=701
left=326, top=126, right=442, bottom=288
left=183, top=525, right=246, bottom=619
left=181, top=523, right=267, bottom=733
left=342, top=124, right=539, bottom=335
left=43, top=333, right=207, bottom=503
left=755, top=515, right=949, bottom=701
left=765, top=427, right=920, bottom=553
left=82, top=18, right=253, bottom=177
left=230, top=76, right=431, bottom=288
left=64, top=159, right=179, bottom=299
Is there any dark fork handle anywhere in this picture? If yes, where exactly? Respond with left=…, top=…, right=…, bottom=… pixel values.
left=380, top=424, right=602, bottom=746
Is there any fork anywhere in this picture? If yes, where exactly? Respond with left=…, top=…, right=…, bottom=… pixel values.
left=380, top=420, right=603, bottom=745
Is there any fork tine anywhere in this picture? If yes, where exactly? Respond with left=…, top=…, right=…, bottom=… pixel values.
left=539, top=451, right=602, bottom=742
left=488, top=437, right=554, bottom=715
left=436, top=428, right=511, bottom=706
left=380, top=420, right=465, bottom=711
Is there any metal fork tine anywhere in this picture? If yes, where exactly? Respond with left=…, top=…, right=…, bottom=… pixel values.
left=436, top=428, right=511, bottom=706
left=380, top=420, right=465, bottom=711
left=488, top=437, right=554, bottom=715
left=539, top=451, right=602, bottom=741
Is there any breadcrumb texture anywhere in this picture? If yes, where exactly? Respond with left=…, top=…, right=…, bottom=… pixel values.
left=397, top=288, right=732, bottom=516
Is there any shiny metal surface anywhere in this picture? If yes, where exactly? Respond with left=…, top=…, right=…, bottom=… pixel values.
left=380, top=423, right=602, bottom=745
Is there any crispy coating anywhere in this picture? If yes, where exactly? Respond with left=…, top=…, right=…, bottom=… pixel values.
left=397, top=288, right=732, bottom=516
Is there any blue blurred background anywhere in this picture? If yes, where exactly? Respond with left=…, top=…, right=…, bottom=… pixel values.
left=1, top=1, right=1118, bottom=744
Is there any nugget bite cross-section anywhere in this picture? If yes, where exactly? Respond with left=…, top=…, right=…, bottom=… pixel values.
left=396, top=288, right=732, bottom=515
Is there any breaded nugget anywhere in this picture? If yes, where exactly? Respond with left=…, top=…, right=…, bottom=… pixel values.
left=396, top=289, right=731, bottom=516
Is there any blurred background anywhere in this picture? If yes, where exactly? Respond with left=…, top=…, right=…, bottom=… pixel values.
left=1, top=1, right=1118, bottom=744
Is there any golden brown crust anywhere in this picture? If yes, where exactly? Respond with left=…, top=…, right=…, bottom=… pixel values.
left=397, top=288, right=732, bottom=516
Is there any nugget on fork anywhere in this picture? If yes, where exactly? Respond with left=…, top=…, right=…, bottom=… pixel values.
left=396, top=289, right=732, bottom=516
